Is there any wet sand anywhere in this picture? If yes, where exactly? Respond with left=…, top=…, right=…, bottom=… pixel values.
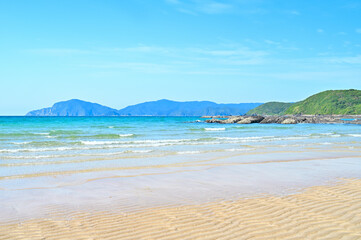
left=1, top=178, right=361, bottom=240
left=1, top=140, right=361, bottom=239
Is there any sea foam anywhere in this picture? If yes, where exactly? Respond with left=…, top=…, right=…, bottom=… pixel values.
left=204, top=128, right=226, bottom=131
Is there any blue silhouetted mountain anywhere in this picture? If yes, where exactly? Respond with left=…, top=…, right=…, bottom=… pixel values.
left=118, top=99, right=262, bottom=116
left=26, top=99, right=263, bottom=116
left=26, top=99, right=120, bottom=116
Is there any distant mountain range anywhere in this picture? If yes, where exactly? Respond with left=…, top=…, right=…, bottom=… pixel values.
left=25, top=89, right=361, bottom=116
left=26, top=99, right=263, bottom=116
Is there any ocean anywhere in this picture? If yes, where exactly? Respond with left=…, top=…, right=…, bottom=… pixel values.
left=1, top=116, right=361, bottom=220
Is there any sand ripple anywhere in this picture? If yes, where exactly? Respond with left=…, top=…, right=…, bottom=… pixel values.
left=1, top=179, right=361, bottom=239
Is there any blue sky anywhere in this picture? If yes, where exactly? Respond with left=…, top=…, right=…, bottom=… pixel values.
left=1, top=0, right=361, bottom=115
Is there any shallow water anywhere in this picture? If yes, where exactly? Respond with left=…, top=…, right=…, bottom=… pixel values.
left=0, top=117, right=360, bottom=221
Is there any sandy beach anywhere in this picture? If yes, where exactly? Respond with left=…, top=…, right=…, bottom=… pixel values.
left=1, top=178, right=360, bottom=239
left=2, top=0, right=361, bottom=237
left=1, top=117, right=361, bottom=239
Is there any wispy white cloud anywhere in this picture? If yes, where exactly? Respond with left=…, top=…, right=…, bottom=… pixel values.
left=342, top=2, right=361, bottom=9
left=75, top=44, right=271, bottom=75
left=27, top=48, right=93, bottom=56
left=285, top=10, right=300, bottom=15
left=109, top=44, right=268, bottom=60
left=264, top=40, right=280, bottom=45
left=326, top=55, right=361, bottom=64
left=27, top=44, right=361, bottom=78
left=258, top=70, right=361, bottom=82
left=192, top=47, right=267, bottom=57
left=82, top=62, right=175, bottom=74
left=344, top=41, right=351, bottom=46
left=177, top=8, right=198, bottom=15
left=165, top=0, right=181, bottom=4
left=317, top=29, right=324, bottom=33
left=356, top=28, right=361, bottom=34
left=199, top=2, right=233, bottom=14
left=123, top=46, right=172, bottom=54
left=164, top=0, right=264, bottom=15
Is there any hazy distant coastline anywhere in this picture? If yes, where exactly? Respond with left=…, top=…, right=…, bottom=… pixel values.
left=26, top=99, right=262, bottom=117
left=25, top=89, right=360, bottom=117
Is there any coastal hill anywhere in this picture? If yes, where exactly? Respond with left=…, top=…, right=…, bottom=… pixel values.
left=26, top=99, right=262, bottom=116
left=246, top=89, right=361, bottom=115
left=285, top=89, right=361, bottom=115
left=246, top=102, right=293, bottom=115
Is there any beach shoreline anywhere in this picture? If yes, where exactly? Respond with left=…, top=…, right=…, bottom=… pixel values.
left=1, top=147, right=361, bottom=223
left=1, top=178, right=360, bottom=239
left=1, top=117, right=361, bottom=239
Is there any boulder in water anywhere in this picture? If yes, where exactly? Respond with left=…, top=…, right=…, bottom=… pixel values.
left=237, top=116, right=264, bottom=124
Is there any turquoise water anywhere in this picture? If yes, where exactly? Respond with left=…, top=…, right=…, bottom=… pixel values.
left=0, top=116, right=361, bottom=179
left=341, top=118, right=358, bottom=121
left=1, top=116, right=361, bottom=220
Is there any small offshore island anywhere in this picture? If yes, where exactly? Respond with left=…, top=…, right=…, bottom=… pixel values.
left=205, top=89, right=361, bottom=124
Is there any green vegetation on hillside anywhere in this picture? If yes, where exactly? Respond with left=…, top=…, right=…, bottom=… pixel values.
left=247, top=102, right=294, bottom=115
left=284, top=89, right=361, bottom=115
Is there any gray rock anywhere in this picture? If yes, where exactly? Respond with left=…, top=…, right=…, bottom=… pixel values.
left=237, top=116, right=264, bottom=124
left=222, top=116, right=245, bottom=124
left=281, top=118, right=297, bottom=124
left=205, top=119, right=224, bottom=123
left=205, top=114, right=361, bottom=125
left=260, top=116, right=286, bottom=124
left=296, top=117, right=308, bottom=123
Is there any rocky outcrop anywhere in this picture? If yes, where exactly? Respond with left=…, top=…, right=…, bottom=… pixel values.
left=205, top=118, right=225, bottom=123
left=222, top=116, right=245, bottom=123
left=204, top=115, right=361, bottom=125
left=260, top=116, right=286, bottom=124
left=205, top=116, right=264, bottom=124
left=237, top=116, right=264, bottom=124
left=281, top=118, right=297, bottom=124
